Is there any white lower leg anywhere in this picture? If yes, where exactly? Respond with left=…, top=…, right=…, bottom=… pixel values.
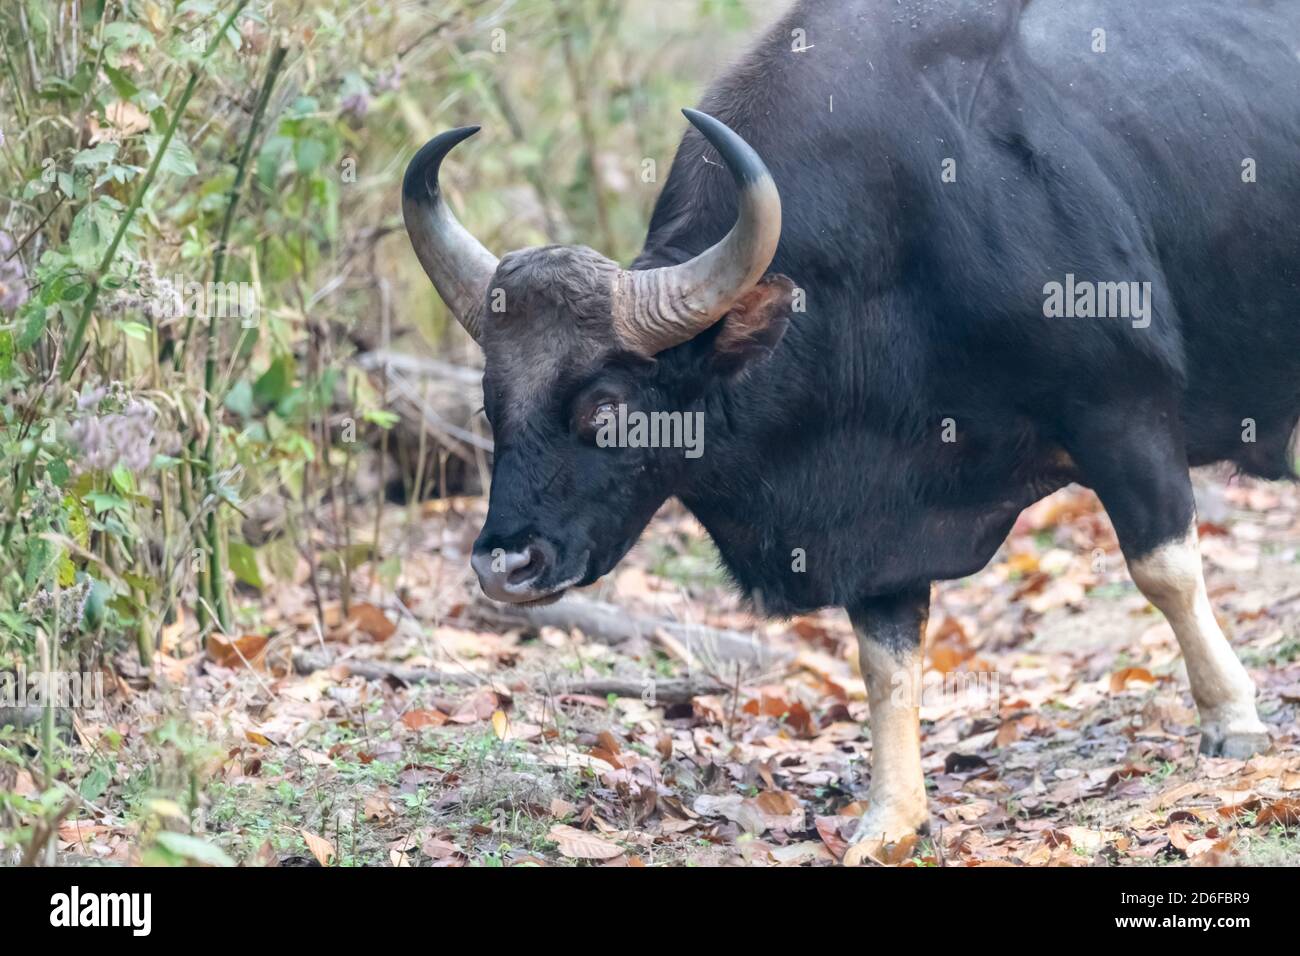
left=850, top=639, right=928, bottom=849
left=1128, top=526, right=1268, bottom=756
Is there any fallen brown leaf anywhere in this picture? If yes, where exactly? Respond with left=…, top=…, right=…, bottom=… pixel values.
left=347, top=602, right=397, bottom=641
left=1256, top=799, right=1300, bottom=829
left=844, top=832, right=917, bottom=867
left=301, top=830, right=335, bottom=866
left=1110, top=667, right=1157, bottom=692
left=548, top=824, right=624, bottom=860
left=207, top=633, right=269, bottom=669
left=400, top=708, right=447, bottom=730
left=449, top=690, right=499, bottom=724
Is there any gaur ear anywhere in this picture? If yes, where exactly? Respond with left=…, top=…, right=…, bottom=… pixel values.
left=709, top=273, right=795, bottom=375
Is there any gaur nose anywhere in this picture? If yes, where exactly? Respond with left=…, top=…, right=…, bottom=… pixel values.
left=471, top=540, right=555, bottom=603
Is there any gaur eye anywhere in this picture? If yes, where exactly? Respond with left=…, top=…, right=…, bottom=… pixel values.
left=577, top=400, right=618, bottom=442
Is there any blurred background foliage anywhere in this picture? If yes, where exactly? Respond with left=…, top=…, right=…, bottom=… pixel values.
left=0, top=0, right=766, bottom=672
left=385, top=0, right=764, bottom=346
left=0, top=0, right=769, bottom=860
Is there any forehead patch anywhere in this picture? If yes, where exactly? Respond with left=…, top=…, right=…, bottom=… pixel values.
left=481, top=246, right=623, bottom=428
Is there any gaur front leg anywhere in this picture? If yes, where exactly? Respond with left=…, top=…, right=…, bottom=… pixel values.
left=844, top=586, right=931, bottom=865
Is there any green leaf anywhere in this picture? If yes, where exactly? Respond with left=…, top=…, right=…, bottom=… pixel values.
left=72, top=141, right=118, bottom=168
left=257, top=134, right=291, bottom=190
left=68, top=200, right=122, bottom=269
left=153, top=832, right=235, bottom=867
left=363, top=409, right=399, bottom=429
left=293, top=138, right=327, bottom=175
left=123, top=572, right=155, bottom=594
left=102, top=22, right=153, bottom=48
left=110, top=464, right=136, bottom=495
left=377, top=555, right=402, bottom=591
left=22, top=536, right=50, bottom=592
left=80, top=764, right=111, bottom=800
left=95, top=163, right=143, bottom=188
left=57, top=554, right=76, bottom=588
left=223, top=379, right=254, bottom=419
left=144, top=132, right=199, bottom=178
left=117, top=320, right=151, bottom=340
left=215, top=482, right=243, bottom=508
left=16, top=302, right=47, bottom=350
left=83, top=579, right=111, bottom=630
left=102, top=63, right=139, bottom=100
left=47, top=459, right=70, bottom=487
left=253, top=354, right=294, bottom=408
left=227, top=541, right=263, bottom=590
left=102, top=22, right=155, bottom=60
left=84, top=490, right=130, bottom=516
left=177, top=0, right=217, bottom=16
left=64, top=494, right=89, bottom=546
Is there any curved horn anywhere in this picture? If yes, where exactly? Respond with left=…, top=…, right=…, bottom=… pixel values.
left=614, top=109, right=783, bottom=355
left=402, top=127, right=498, bottom=341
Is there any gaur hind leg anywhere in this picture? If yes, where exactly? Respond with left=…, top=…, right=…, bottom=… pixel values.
left=1066, top=402, right=1269, bottom=758
left=844, top=587, right=931, bottom=864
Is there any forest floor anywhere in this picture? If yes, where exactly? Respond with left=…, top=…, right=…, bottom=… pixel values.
left=24, top=469, right=1300, bottom=867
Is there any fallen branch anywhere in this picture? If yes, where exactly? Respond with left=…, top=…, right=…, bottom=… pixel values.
left=354, top=350, right=482, bottom=387
left=350, top=349, right=491, bottom=471
left=545, top=676, right=729, bottom=704
left=386, top=366, right=493, bottom=455
left=468, top=595, right=788, bottom=670
left=293, top=652, right=478, bottom=686
left=292, top=652, right=726, bottom=703
left=0, top=706, right=72, bottom=731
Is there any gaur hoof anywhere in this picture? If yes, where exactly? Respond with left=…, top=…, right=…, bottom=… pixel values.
left=1199, top=729, right=1270, bottom=759
left=842, top=809, right=929, bottom=867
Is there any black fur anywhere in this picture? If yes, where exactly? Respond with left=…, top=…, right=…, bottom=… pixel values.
left=475, top=0, right=1300, bottom=618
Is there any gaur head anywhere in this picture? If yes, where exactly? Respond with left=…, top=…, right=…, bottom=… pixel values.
left=403, top=110, right=792, bottom=605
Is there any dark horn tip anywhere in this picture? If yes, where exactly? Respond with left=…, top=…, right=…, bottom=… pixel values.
left=402, top=125, right=482, bottom=203
left=681, top=108, right=768, bottom=186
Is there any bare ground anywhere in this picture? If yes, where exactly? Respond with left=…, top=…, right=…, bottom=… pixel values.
left=24, top=468, right=1300, bottom=867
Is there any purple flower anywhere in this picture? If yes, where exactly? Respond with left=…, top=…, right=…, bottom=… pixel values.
left=24, top=579, right=92, bottom=634
left=374, top=64, right=403, bottom=94
left=0, top=231, right=29, bottom=314
left=69, top=396, right=158, bottom=473
left=76, top=385, right=107, bottom=411
left=340, top=91, right=370, bottom=121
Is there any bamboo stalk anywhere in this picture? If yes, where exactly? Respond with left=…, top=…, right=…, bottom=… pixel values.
left=37, top=629, right=54, bottom=790
left=197, top=43, right=288, bottom=635
left=133, top=582, right=154, bottom=667
left=0, top=32, right=31, bottom=127
left=60, top=0, right=250, bottom=382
